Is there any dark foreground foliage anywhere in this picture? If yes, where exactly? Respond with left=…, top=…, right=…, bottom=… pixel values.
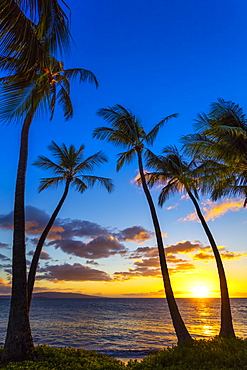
left=0, top=337, right=246, bottom=369
left=127, top=337, right=247, bottom=370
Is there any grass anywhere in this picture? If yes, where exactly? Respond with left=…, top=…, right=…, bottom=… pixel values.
left=0, top=337, right=246, bottom=369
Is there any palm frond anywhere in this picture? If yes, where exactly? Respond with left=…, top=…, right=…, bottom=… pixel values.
left=0, top=0, right=45, bottom=72
left=57, top=85, right=73, bottom=120
left=93, top=126, right=135, bottom=148
left=146, top=113, right=178, bottom=145
left=71, top=177, right=87, bottom=193
left=63, top=68, right=98, bottom=88
left=116, top=149, right=136, bottom=171
left=33, top=156, right=65, bottom=175
left=76, top=175, right=114, bottom=193
left=75, top=151, right=108, bottom=173
left=38, top=176, right=64, bottom=192
left=158, top=178, right=180, bottom=206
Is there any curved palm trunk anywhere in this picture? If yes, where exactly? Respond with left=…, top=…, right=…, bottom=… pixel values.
left=187, top=190, right=235, bottom=338
left=27, top=180, right=70, bottom=311
left=2, top=112, right=35, bottom=362
left=137, top=150, right=192, bottom=343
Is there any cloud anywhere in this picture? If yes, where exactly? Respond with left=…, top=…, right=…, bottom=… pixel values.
left=114, top=226, right=154, bottom=244
left=165, top=203, right=178, bottom=210
left=0, top=206, right=64, bottom=238
left=192, top=252, right=214, bottom=260
left=122, top=290, right=165, bottom=297
left=0, top=253, right=10, bottom=262
left=129, top=246, right=158, bottom=259
left=180, top=198, right=244, bottom=222
left=221, top=251, right=247, bottom=260
left=27, top=249, right=52, bottom=260
left=169, top=262, right=196, bottom=273
left=37, top=263, right=112, bottom=282
left=0, top=242, right=10, bottom=249
left=86, top=260, right=99, bottom=265
left=114, top=243, right=196, bottom=281
left=114, top=266, right=161, bottom=280
left=165, top=240, right=204, bottom=255
left=0, top=277, right=11, bottom=294
left=202, top=199, right=244, bottom=221
left=50, top=235, right=127, bottom=259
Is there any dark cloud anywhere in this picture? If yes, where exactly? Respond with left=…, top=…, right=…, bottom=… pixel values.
left=27, top=249, right=52, bottom=260
left=0, top=253, right=10, bottom=262
left=114, top=266, right=161, bottom=280
left=114, top=226, right=154, bottom=244
left=49, top=235, right=127, bottom=259
left=58, top=219, right=110, bottom=239
left=86, top=260, right=99, bottom=265
left=37, top=263, right=112, bottom=282
left=221, top=251, right=247, bottom=260
left=0, top=206, right=60, bottom=238
left=193, top=252, right=214, bottom=260
left=134, top=257, right=160, bottom=268
left=129, top=246, right=158, bottom=259
left=0, top=211, right=13, bottom=230
left=0, top=242, right=10, bottom=249
left=165, top=241, right=203, bottom=255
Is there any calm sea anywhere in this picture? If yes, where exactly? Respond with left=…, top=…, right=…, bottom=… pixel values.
left=0, top=298, right=246, bottom=359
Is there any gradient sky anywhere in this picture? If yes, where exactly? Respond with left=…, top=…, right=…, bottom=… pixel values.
left=0, top=0, right=247, bottom=298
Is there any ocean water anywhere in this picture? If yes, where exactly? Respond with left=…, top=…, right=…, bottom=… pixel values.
left=0, top=298, right=246, bottom=359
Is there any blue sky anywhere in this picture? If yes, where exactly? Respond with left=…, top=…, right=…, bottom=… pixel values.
left=0, top=0, right=247, bottom=297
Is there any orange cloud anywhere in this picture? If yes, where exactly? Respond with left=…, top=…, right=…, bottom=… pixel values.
left=179, top=198, right=244, bottom=222
left=166, top=203, right=178, bottom=210
left=202, top=199, right=244, bottom=221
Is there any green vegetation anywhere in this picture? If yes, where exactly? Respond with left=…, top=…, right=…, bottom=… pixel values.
left=0, top=338, right=246, bottom=369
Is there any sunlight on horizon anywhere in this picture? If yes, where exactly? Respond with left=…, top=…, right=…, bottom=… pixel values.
left=191, top=285, right=210, bottom=298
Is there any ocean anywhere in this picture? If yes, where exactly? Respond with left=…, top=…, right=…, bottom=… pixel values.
left=0, top=298, right=246, bottom=360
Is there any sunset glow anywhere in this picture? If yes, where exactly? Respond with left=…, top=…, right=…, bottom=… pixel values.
left=191, top=286, right=210, bottom=298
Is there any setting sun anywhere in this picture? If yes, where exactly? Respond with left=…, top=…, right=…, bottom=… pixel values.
left=191, top=286, right=210, bottom=298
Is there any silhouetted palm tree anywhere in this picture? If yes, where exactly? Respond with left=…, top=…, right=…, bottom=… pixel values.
left=145, top=145, right=235, bottom=338
left=28, top=141, right=113, bottom=309
left=0, top=59, right=98, bottom=362
left=93, top=104, right=192, bottom=343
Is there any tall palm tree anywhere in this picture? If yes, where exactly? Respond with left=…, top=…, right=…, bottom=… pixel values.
left=93, top=104, right=192, bottom=343
left=145, top=145, right=235, bottom=338
left=0, top=60, right=98, bottom=362
left=0, top=0, right=71, bottom=74
left=27, top=141, right=114, bottom=310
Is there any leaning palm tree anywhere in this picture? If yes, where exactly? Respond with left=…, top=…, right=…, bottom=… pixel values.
left=93, top=104, right=192, bottom=343
left=0, top=59, right=98, bottom=362
left=145, top=145, right=235, bottom=338
left=27, top=141, right=114, bottom=310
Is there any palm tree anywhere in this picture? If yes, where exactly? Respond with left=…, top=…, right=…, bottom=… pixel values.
left=93, top=104, right=192, bottom=343
left=0, top=0, right=71, bottom=74
left=182, top=99, right=247, bottom=205
left=0, top=59, right=98, bottom=362
left=145, top=145, right=235, bottom=338
left=27, top=141, right=114, bottom=310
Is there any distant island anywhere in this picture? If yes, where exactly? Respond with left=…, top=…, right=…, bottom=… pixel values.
left=0, top=292, right=103, bottom=299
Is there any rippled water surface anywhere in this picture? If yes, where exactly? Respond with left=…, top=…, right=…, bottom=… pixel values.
left=0, top=298, right=246, bottom=358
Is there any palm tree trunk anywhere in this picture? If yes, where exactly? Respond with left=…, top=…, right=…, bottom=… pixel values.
left=187, top=190, right=235, bottom=338
left=27, top=180, right=70, bottom=311
left=137, top=150, right=192, bottom=343
left=2, top=112, right=35, bottom=362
